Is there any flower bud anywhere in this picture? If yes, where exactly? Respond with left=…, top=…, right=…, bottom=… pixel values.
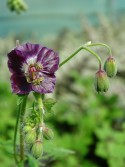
left=25, top=128, right=36, bottom=145
left=94, top=70, right=109, bottom=93
left=31, top=141, right=43, bottom=159
left=104, top=57, right=117, bottom=77
left=42, top=127, right=54, bottom=140
left=23, top=125, right=32, bottom=134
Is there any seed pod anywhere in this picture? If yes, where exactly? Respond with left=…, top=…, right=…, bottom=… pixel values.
left=104, top=57, right=117, bottom=77
left=94, top=70, right=109, bottom=93
left=25, top=128, right=36, bottom=145
left=31, top=141, right=43, bottom=159
left=42, top=127, right=54, bottom=140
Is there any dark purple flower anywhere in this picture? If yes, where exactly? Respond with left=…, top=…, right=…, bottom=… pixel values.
left=8, top=43, right=59, bottom=94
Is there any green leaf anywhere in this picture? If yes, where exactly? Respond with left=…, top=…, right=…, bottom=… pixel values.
left=27, top=154, right=39, bottom=167
left=43, top=98, right=57, bottom=112
left=95, top=142, right=107, bottom=158
left=44, top=142, right=75, bottom=160
left=108, top=142, right=125, bottom=158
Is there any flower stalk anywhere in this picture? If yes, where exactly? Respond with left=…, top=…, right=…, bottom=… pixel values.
left=19, top=95, right=28, bottom=163
left=59, top=42, right=103, bottom=67
left=59, top=46, right=83, bottom=67
left=83, top=47, right=102, bottom=68
left=87, top=42, right=112, bottom=55
left=13, top=95, right=28, bottom=166
left=13, top=104, right=20, bottom=164
left=33, top=93, right=44, bottom=124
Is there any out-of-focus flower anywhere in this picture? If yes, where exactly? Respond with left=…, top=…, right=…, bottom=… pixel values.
left=94, top=70, right=109, bottom=93
left=104, top=56, right=117, bottom=77
left=7, top=0, right=28, bottom=14
left=8, top=43, right=59, bottom=94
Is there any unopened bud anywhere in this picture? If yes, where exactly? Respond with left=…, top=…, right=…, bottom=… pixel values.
left=42, top=127, right=54, bottom=140
left=104, top=56, right=117, bottom=77
left=94, top=70, right=109, bottom=93
left=23, top=125, right=32, bottom=134
left=25, top=128, right=36, bottom=145
left=31, top=141, right=43, bottom=159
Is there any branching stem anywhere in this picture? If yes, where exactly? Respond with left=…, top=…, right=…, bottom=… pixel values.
left=59, top=45, right=102, bottom=68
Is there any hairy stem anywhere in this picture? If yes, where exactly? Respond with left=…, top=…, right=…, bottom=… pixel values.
left=13, top=105, right=21, bottom=164
left=13, top=95, right=28, bottom=166
left=33, top=93, right=44, bottom=124
left=19, top=95, right=28, bottom=164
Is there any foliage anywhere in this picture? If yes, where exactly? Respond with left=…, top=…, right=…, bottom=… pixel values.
left=51, top=70, right=124, bottom=167
left=7, top=0, right=28, bottom=14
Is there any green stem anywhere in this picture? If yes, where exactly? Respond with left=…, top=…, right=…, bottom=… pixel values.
left=83, top=47, right=102, bottom=68
left=87, top=43, right=112, bottom=55
left=59, top=46, right=102, bottom=68
left=33, top=93, right=43, bottom=124
left=14, top=105, right=21, bottom=165
left=59, top=46, right=83, bottom=67
left=19, top=95, right=28, bottom=164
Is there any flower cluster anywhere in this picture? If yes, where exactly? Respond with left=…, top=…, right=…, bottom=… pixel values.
left=23, top=122, right=54, bottom=158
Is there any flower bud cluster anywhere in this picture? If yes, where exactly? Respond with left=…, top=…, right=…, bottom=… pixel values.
left=23, top=123, right=43, bottom=158
left=94, top=56, right=117, bottom=93
left=23, top=123, right=54, bottom=159
left=7, top=0, right=27, bottom=14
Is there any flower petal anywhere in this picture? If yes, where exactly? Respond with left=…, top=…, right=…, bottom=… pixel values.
left=8, top=49, right=25, bottom=74
left=37, top=48, right=59, bottom=73
left=32, top=73, right=56, bottom=94
left=10, top=74, right=31, bottom=94
left=16, top=43, right=42, bottom=60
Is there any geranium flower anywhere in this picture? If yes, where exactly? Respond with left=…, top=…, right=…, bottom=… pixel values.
left=8, top=43, right=59, bottom=94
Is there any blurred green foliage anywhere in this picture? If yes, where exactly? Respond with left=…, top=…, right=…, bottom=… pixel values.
left=0, top=16, right=125, bottom=167
left=1, top=71, right=124, bottom=167
left=7, top=0, right=27, bottom=14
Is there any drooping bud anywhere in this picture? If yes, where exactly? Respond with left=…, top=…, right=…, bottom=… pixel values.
left=25, top=128, right=36, bottom=145
left=42, top=126, right=54, bottom=140
left=104, top=56, right=117, bottom=77
left=31, top=141, right=43, bottom=159
left=94, top=70, right=109, bottom=93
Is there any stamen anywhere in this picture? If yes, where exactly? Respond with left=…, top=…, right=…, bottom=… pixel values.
left=25, top=63, right=44, bottom=85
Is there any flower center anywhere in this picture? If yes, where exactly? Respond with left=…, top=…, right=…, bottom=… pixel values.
left=25, top=63, right=44, bottom=85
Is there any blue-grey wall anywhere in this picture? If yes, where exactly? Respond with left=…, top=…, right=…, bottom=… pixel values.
left=0, top=0, right=125, bottom=37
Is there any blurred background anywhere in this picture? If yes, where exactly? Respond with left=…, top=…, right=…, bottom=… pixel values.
left=1, top=0, right=125, bottom=167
